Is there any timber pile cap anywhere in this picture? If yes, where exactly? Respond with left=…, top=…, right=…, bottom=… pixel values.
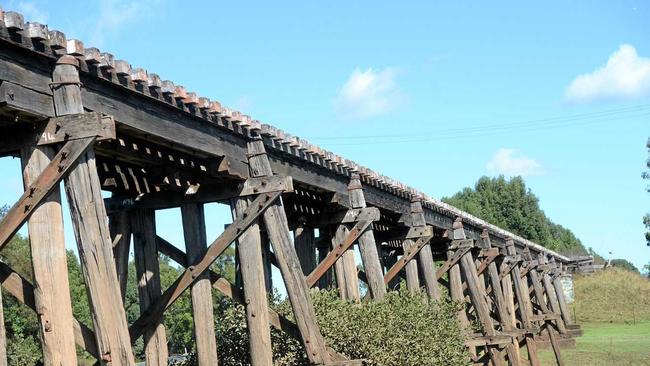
left=0, top=6, right=569, bottom=262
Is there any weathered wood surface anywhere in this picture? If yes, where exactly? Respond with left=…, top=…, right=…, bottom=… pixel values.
left=20, top=138, right=79, bottom=365
left=109, top=211, right=131, bottom=302
left=247, top=138, right=334, bottom=364
left=130, top=209, right=168, bottom=365
left=0, top=261, right=100, bottom=359
left=230, top=196, right=273, bottom=366
left=0, top=282, right=6, bottom=366
left=347, top=174, right=386, bottom=300
left=403, top=240, right=421, bottom=293
left=181, top=203, right=219, bottom=366
left=129, top=190, right=282, bottom=341
left=294, top=224, right=317, bottom=275
left=55, top=56, right=136, bottom=366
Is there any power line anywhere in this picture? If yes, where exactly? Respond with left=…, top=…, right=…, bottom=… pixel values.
left=305, top=104, right=650, bottom=146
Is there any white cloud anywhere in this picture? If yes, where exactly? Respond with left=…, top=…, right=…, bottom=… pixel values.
left=333, top=67, right=405, bottom=121
left=10, top=1, right=48, bottom=23
left=565, top=44, right=650, bottom=103
left=486, top=148, right=544, bottom=177
left=89, top=0, right=161, bottom=47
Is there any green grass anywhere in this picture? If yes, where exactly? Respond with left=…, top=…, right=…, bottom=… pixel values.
left=538, top=322, right=650, bottom=366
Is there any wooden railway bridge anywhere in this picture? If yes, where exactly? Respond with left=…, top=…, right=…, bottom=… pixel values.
left=0, top=7, right=582, bottom=366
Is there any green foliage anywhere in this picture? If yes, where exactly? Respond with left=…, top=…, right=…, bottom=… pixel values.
left=443, top=175, right=586, bottom=255
left=309, top=289, right=469, bottom=366
left=571, top=268, right=650, bottom=323
left=641, top=138, right=650, bottom=245
left=610, top=258, right=639, bottom=273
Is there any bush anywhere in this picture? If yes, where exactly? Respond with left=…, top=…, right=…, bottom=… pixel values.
left=212, top=288, right=468, bottom=366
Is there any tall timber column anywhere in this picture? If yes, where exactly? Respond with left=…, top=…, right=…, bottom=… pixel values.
left=294, top=219, right=317, bottom=276
left=331, top=223, right=361, bottom=302
left=229, top=194, right=273, bottom=365
left=454, top=219, right=505, bottom=366
left=109, top=211, right=131, bottom=302
left=20, top=134, right=78, bottom=364
left=248, top=136, right=333, bottom=364
left=481, top=230, right=521, bottom=366
left=550, top=259, right=573, bottom=326
left=347, top=173, right=386, bottom=300
left=506, top=239, right=540, bottom=366
left=130, top=209, right=168, bottom=365
left=182, top=203, right=219, bottom=365
left=56, top=56, right=136, bottom=365
left=412, top=198, right=440, bottom=300
left=403, top=239, right=421, bottom=293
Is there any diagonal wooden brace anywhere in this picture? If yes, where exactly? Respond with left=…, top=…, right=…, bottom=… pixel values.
left=0, top=137, right=93, bottom=251
left=306, top=218, right=373, bottom=287
left=154, top=236, right=352, bottom=363
left=0, top=261, right=99, bottom=359
left=435, top=245, right=472, bottom=280
left=128, top=190, right=283, bottom=342
left=384, top=231, right=433, bottom=285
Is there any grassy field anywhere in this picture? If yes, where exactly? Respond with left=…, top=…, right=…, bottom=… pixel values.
left=538, top=322, right=650, bottom=366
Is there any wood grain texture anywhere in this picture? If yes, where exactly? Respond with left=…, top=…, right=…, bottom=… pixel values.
left=20, top=141, right=79, bottom=366
left=57, top=57, right=136, bottom=366
left=229, top=197, right=273, bottom=366
left=181, top=203, right=219, bottom=366
left=130, top=209, right=168, bottom=365
left=109, top=211, right=131, bottom=302
left=403, top=240, right=420, bottom=293
left=247, top=138, right=333, bottom=365
left=347, top=174, right=386, bottom=301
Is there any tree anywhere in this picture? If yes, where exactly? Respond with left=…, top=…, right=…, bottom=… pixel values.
left=641, top=138, right=650, bottom=245
left=443, top=176, right=587, bottom=254
left=610, top=258, right=639, bottom=273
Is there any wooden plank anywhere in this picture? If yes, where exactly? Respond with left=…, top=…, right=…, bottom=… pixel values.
left=55, top=56, right=136, bottom=366
left=312, top=207, right=380, bottom=226
left=37, top=112, right=115, bottom=145
left=229, top=197, right=273, bottom=366
left=129, top=190, right=282, bottom=341
left=109, top=211, right=131, bottom=301
left=0, top=262, right=99, bottom=359
left=181, top=203, right=219, bottom=366
left=19, top=136, right=80, bottom=365
left=339, top=223, right=361, bottom=302
left=130, top=209, right=168, bottom=365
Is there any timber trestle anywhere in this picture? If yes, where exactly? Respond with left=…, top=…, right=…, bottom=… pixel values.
left=0, top=7, right=580, bottom=366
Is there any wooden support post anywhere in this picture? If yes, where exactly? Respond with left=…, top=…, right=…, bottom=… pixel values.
left=338, top=223, right=361, bottom=302
left=0, top=289, right=6, bottom=366
left=332, top=225, right=349, bottom=300
left=20, top=138, right=79, bottom=364
left=316, top=232, right=334, bottom=290
left=181, top=203, right=219, bottom=366
left=403, top=240, right=420, bottom=293
left=539, top=256, right=567, bottom=335
left=294, top=221, right=317, bottom=275
left=453, top=219, right=505, bottom=366
left=261, top=230, right=274, bottom=294
left=447, top=233, right=470, bottom=333
left=347, top=174, right=386, bottom=301
left=229, top=196, right=273, bottom=366
left=506, top=240, right=540, bottom=366
left=130, top=209, right=168, bottom=365
left=109, top=211, right=131, bottom=302
left=55, top=56, right=136, bottom=365
left=411, top=197, right=440, bottom=300
left=481, top=230, right=521, bottom=366
left=551, top=261, right=573, bottom=326
left=247, top=137, right=333, bottom=365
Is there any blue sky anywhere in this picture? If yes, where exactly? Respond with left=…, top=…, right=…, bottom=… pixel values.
left=1, top=0, right=649, bottom=272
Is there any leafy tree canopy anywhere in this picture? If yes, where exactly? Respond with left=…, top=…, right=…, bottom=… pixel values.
left=610, top=258, right=639, bottom=273
left=442, top=175, right=587, bottom=255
